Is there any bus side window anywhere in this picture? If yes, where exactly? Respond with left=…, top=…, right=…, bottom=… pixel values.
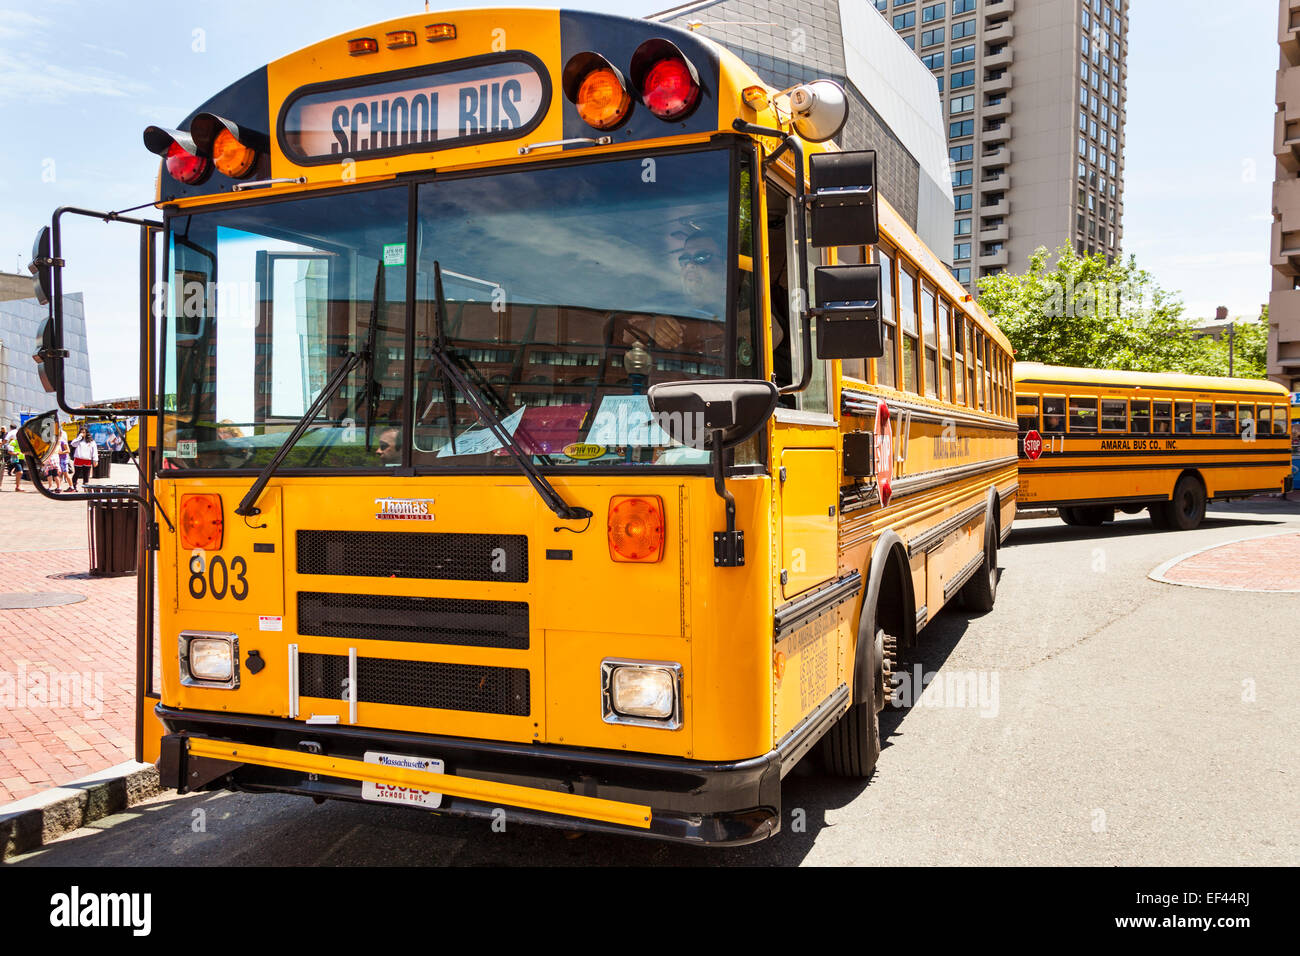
left=1069, top=396, right=1097, bottom=432
left=1101, top=398, right=1126, bottom=431
left=1153, top=400, right=1172, bottom=433
left=1174, top=401, right=1193, bottom=434
left=1194, top=402, right=1212, bottom=433
left=1237, top=404, right=1255, bottom=435
left=1042, top=395, right=1066, bottom=432
left=1258, top=404, right=1272, bottom=435
left=952, top=314, right=965, bottom=404
left=1274, top=405, right=1289, bottom=435
left=1016, top=393, right=1039, bottom=432
left=1214, top=402, right=1235, bottom=435
left=1130, top=399, right=1151, bottom=433
left=898, top=266, right=920, bottom=393
left=875, top=244, right=897, bottom=389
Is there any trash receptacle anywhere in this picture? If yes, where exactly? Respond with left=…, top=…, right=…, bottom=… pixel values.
left=88, top=489, right=139, bottom=577
left=93, top=453, right=113, bottom=479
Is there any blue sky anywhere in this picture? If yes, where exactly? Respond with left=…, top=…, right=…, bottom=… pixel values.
left=0, top=0, right=1280, bottom=398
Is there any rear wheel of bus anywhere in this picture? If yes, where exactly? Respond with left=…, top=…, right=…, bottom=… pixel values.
left=959, top=516, right=998, bottom=612
left=1162, top=474, right=1206, bottom=530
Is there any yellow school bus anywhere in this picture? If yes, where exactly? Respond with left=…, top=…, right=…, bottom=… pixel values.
left=23, top=8, right=1015, bottom=845
left=1014, top=363, right=1293, bottom=529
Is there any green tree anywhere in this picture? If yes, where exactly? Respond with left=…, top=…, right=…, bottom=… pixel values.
left=977, top=244, right=1265, bottom=379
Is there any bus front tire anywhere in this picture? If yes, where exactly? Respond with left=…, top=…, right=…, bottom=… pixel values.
left=820, top=628, right=883, bottom=779
left=1162, top=476, right=1206, bottom=530
left=1059, top=507, right=1081, bottom=526
left=959, top=519, right=998, bottom=612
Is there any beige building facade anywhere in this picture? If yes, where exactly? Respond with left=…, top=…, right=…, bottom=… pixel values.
left=882, top=0, right=1127, bottom=292
left=1271, top=0, right=1300, bottom=390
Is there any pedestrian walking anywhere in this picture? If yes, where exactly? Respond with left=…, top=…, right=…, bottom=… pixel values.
left=6, top=433, right=26, bottom=492
left=70, top=427, right=98, bottom=491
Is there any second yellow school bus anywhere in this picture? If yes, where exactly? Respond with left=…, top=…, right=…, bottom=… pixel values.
left=26, top=7, right=1016, bottom=845
left=1014, top=363, right=1293, bottom=529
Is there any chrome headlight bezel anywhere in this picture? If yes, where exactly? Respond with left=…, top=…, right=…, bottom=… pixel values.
left=180, top=630, right=240, bottom=689
left=600, top=659, right=682, bottom=730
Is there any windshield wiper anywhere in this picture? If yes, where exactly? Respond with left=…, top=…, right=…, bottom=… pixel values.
left=427, top=260, right=592, bottom=522
left=234, top=348, right=364, bottom=517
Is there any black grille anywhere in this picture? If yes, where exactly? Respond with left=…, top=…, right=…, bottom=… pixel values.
left=298, top=591, right=529, bottom=650
left=299, top=653, right=530, bottom=716
left=297, top=530, right=528, bottom=582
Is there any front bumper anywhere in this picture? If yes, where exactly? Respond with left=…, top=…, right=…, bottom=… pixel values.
left=156, top=700, right=842, bottom=846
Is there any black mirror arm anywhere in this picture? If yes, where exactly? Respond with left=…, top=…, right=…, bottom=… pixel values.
left=731, top=121, right=813, bottom=396
left=710, top=429, right=745, bottom=567
left=14, top=438, right=164, bottom=548
left=46, top=207, right=164, bottom=418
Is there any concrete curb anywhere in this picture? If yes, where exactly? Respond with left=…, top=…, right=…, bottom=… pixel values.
left=0, top=761, right=160, bottom=860
left=1147, top=529, right=1300, bottom=594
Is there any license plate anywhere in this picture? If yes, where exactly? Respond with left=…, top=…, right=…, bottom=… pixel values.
left=360, top=751, right=445, bottom=809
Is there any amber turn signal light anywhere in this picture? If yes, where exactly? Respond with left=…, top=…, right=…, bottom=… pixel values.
left=576, top=67, right=632, bottom=130
left=608, top=495, right=665, bottom=563
left=179, top=493, right=224, bottom=551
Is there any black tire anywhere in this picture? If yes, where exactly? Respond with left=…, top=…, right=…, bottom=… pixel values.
left=959, top=515, right=998, bottom=613
left=1163, top=475, right=1206, bottom=530
left=1076, top=505, right=1114, bottom=526
left=1149, top=504, right=1169, bottom=529
left=820, top=627, right=882, bottom=778
left=1059, top=507, right=1081, bottom=526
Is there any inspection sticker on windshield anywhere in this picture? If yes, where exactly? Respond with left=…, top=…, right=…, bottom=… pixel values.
left=176, top=439, right=197, bottom=458
left=361, top=751, right=444, bottom=809
left=382, top=243, right=406, bottom=267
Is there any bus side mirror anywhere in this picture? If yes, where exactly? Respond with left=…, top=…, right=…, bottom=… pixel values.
left=807, top=150, right=878, bottom=248
left=17, top=409, right=61, bottom=465
left=648, top=379, right=779, bottom=569
left=28, top=225, right=53, bottom=305
left=33, top=316, right=66, bottom=394
left=647, top=379, right=778, bottom=451
left=812, top=264, right=884, bottom=359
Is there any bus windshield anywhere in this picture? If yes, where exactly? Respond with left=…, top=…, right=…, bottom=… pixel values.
left=162, top=147, right=748, bottom=472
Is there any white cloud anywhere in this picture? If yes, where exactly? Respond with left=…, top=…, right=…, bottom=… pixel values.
left=0, top=52, right=151, bottom=104
left=0, top=10, right=48, bottom=39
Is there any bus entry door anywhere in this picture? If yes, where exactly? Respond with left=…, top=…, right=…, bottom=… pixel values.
left=778, top=447, right=837, bottom=599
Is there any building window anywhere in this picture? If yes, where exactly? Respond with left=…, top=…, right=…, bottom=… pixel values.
left=950, top=70, right=975, bottom=90
left=952, top=44, right=976, bottom=64
left=955, top=193, right=973, bottom=210
left=923, top=51, right=945, bottom=70
left=934, top=73, right=942, bottom=90
left=955, top=218, right=972, bottom=235
left=876, top=0, right=888, bottom=11
left=922, top=27, right=944, bottom=46
left=950, top=94, right=975, bottom=114
left=893, top=11, right=916, bottom=29
left=922, top=2, right=946, bottom=23
left=952, top=167, right=973, bottom=186
left=952, top=18, right=976, bottom=39
left=954, top=243, right=971, bottom=260
left=953, top=0, right=976, bottom=12
left=949, top=118, right=974, bottom=137
left=953, top=267, right=971, bottom=284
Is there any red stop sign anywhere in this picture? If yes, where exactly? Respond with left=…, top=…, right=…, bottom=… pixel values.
left=1023, top=429, right=1043, bottom=461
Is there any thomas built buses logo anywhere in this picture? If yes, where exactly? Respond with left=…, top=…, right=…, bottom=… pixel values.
left=374, top=498, right=436, bottom=521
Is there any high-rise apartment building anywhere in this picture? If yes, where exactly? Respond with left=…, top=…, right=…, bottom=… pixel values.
left=883, top=0, right=1127, bottom=292
left=1270, top=0, right=1300, bottom=390
left=655, top=0, right=1128, bottom=296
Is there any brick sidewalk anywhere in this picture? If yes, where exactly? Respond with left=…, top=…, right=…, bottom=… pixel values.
left=1, top=470, right=139, bottom=804
left=1158, top=531, right=1300, bottom=592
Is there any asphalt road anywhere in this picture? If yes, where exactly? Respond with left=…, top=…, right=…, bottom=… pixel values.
left=9, top=500, right=1299, bottom=866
